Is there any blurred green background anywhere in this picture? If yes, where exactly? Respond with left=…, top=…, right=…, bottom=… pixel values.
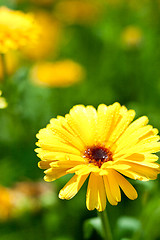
left=0, top=0, right=160, bottom=239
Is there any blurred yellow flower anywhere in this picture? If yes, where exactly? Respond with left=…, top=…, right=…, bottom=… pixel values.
left=121, top=26, right=142, bottom=48
left=54, top=0, right=100, bottom=25
left=0, top=186, right=12, bottom=220
left=30, top=60, right=85, bottom=87
left=22, top=11, right=61, bottom=60
left=0, top=91, right=7, bottom=109
left=0, top=7, right=39, bottom=53
left=0, top=51, right=19, bottom=80
left=36, top=102, right=160, bottom=211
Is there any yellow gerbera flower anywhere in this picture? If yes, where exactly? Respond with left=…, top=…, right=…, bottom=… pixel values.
left=0, top=90, right=7, bottom=109
left=36, top=103, right=160, bottom=211
left=0, top=7, right=39, bottom=53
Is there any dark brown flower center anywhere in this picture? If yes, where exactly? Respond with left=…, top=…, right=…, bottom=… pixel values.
left=83, top=146, right=113, bottom=168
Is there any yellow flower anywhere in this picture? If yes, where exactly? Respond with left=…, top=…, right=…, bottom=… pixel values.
left=30, top=60, right=85, bottom=87
left=22, top=11, right=61, bottom=60
left=0, top=7, right=39, bottom=53
left=0, top=90, right=7, bottom=109
left=121, top=26, right=142, bottom=48
left=54, top=0, right=100, bottom=25
left=36, top=103, right=160, bottom=211
left=0, top=51, right=19, bottom=80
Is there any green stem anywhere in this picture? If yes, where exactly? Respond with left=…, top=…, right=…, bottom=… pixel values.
left=98, top=210, right=113, bottom=240
left=1, top=53, right=7, bottom=82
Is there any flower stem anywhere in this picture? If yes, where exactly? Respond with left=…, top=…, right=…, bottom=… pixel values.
left=1, top=53, right=7, bottom=82
left=98, top=210, right=113, bottom=240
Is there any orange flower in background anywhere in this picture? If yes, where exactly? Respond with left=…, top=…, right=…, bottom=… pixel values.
left=0, top=7, right=39, bottom=54
left=22, top=11, right=61, bottom=60
left=30, top=59, right=85, bottom=87
left=54, top=0, right=100, bottom=25
left=36, top=103, right=160, bottom=211
left=121, top=26, right=143, bottom=48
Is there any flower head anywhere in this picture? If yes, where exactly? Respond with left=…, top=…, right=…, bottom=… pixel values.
left=0, top=91, right=7, bottom=109
left=30, top=60, right=85, bottom=87
left=36, top=103, right=160, bottom=211
left=0, top=7, right=39, bottom=53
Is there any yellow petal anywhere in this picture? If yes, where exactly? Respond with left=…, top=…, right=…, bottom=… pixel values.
left=59, top=174, right=88, bottom=200
left=65, top=105, right=96, bottom=146
left=97, top=102, right=121, bottom=144
left=115, top=159, right=160, bottom=169
left=97, top=175, right=106, bottom=212
left=114, top=125, right=153, bottom=154
left=114, top=141, right=160, bottom=159
left=126, top=162, right=160, bottom=180
left=107, top=170, right=121, bottom=202
left=108, top=110, right=135, bottom=148
left=114, top=116, right=149, bottom=152
left=103, top=175, right=118, bottom=205
left=67, top=164, right=99, bottom=175
left=138, top=128, right=159, bottom=142
left=86, top=173, right=98, bottom=210
left=48, top=119, right=85, bottom=151
left=50, top=160, right=80, bottom=169
left=114, top=171, right=138, bottom=200
left=44, top=168, right=68, bottom=182
left=38, top=160, right=52, bottom=169
left=85, top=105, right=98, bottom=143
left=117, top=169, right=149, bottom=181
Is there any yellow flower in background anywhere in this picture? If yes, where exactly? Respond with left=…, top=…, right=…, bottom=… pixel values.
left=54, top=0, right=100, bottom=25
left=22, top=11, right=61, bottom=60
left=0, top=51, right=19, bottom=80
left=0, top=91, right=7, bottom=109
left=30, top=60, right=85, bottom=87
left=0, top=186, right=12, bottom=220
left=36, top=102, right=160, bottom=211
left=0, top=7, right=39, bottom=54
left=121, top=26, right=142, bottom=48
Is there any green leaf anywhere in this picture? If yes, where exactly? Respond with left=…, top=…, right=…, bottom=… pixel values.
left=115, top=216, right=141, bottom=239
left=83, top=217, right=103, bottom=239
